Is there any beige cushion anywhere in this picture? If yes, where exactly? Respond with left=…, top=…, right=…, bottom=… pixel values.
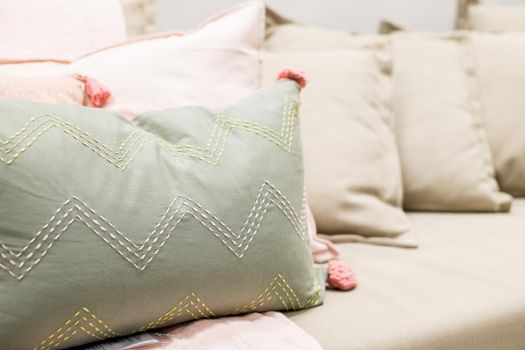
left=466, top=3, right=525, bottom=32
left=392, top=35, right=511, bottom=211
left=262, top=50, right=414, bottom=247
left=469, top=33, right=525, bottom=196
left=378, top=19, right=405, bottom=34
left=265, top=19, right=510, bottom=211
left=289, top=199, right=525, bottom=350
left=120, top=0, right=156, bottom=36
left=265, top=23, right=388, bottom=52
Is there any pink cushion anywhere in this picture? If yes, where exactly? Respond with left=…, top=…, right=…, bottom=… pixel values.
left=0, top=0, right=127, bottom=61
left=0, top=74, right=112, bottom=107
left=0, top=1, right=264, bottom=116
left=0, top=75, right=85, bottom=105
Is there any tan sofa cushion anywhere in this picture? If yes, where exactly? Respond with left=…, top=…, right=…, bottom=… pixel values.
left=469, top=33, right=525, bottom=196
left=262, top=50, right=414, bottom=247
left=289, top=199, right=525, bottom=350
left=378, top=19, right=405, bottom=34
left=265, top=23, right=388, bottom=52
left=460, top=2, right=525, bottom=32
left=120, top=0, right=156, bottom=36
left=392, top=35, right=511, bottom=211
left=265, top=18, right=510, bottom=211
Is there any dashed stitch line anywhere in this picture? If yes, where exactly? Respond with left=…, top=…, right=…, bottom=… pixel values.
left=33, top=273, right=313, bottom=350
left=33, top=307, right=118, bottom=350
left=0, top=97, right=299, bottom=168
left=138, top=292, right=215, bottom=332
left=304, top=277, right=323, bottom=308
left=0, top=181, right=307, bottom=280
left=234, top=274, right=302, bottom=314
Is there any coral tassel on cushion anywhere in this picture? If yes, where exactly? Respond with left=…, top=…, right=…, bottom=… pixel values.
left=277, top=69, right=307, bottom=89
left=77, top=75, right=111, bottom=108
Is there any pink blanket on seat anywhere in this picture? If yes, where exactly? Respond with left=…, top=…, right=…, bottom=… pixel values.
left=149, top=312, right=323, bottom=350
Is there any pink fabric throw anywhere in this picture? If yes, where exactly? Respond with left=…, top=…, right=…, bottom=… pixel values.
left=149, top=312, right=323, bottom=350
left=307, top=203, right=340, bottom=264
left=308, top=209, right=356, bottom=291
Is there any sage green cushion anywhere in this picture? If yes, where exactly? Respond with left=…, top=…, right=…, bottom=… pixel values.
left=0, top=80, right=324, bottom=350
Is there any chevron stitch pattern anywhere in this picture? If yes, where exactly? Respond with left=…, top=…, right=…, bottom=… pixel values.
left=0, top=97, right=299, bottom=168
left=33, top=274, right=316, bottom=350
left=33, top=307, right=118, bottom=350
left=0, top=181, right=306, bottom=280
left=234, top=273, right=318, bottom=314
left=141, top=274, right=320, bottom=332
left=138, top=292, right=215, bottom=332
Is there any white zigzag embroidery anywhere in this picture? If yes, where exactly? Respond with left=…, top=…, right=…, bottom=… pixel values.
left=0, top=97, right=299, bottom=168
left=0, top=181, right=307, bottom=280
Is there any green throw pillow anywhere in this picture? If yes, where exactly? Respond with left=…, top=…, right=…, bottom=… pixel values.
left=0, top=80, right=324, bottom=350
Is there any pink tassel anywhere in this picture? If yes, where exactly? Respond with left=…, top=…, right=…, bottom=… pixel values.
left=327, top=260, right=357, bottom=291
left=77, top=75, right=111, bottom=108
left=276, top=69, right=307, bottom=89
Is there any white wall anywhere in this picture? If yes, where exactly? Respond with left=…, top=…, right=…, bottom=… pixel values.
left=157, top=0, right=525, bottom=33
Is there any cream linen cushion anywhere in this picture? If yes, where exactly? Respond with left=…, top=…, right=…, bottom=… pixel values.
left=265, top=23, right=388, bottom=52
left=265, top=16, right=511, bottom=212
left=120, top=0, right=156, bottom=36
left=264, top=8, right=387, bottom=52
left=262, top=50, right=414, bottom=247
left=469, top=33, right=525, bottom=196
left=392, top=35, right=511, bottom=211
left=459, top=1, right=525, bottom=32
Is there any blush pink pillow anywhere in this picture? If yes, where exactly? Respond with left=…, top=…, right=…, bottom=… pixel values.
left=0, top=75, right=85, bottom=105
left=0, top=1, right=264, bottom=117
left=0, top=75, right=111, bottom=107
left=0, top=0, right=126, bottom=61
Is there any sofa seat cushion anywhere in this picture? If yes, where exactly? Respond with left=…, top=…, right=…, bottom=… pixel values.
left=288, top=199, right=525, bottom=350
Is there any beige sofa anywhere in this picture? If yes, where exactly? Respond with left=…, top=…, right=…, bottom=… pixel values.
left=290, top=199, right=525, bottom=350
left=262, top=4, right=525, bottom=349
left=72, top=2, right=525, bottom=349
left=115, top=2, right=525, bottom=349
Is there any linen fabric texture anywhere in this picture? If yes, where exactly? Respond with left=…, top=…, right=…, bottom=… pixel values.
left=289, top=199, right=525, bottom=350
left=265, top=16, right=511, bottom=213
left=391, top=34, right=511, bottom=211
left=468, top=33, right=525, bottom=196
left=459, top=2, right=525, bottom=32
